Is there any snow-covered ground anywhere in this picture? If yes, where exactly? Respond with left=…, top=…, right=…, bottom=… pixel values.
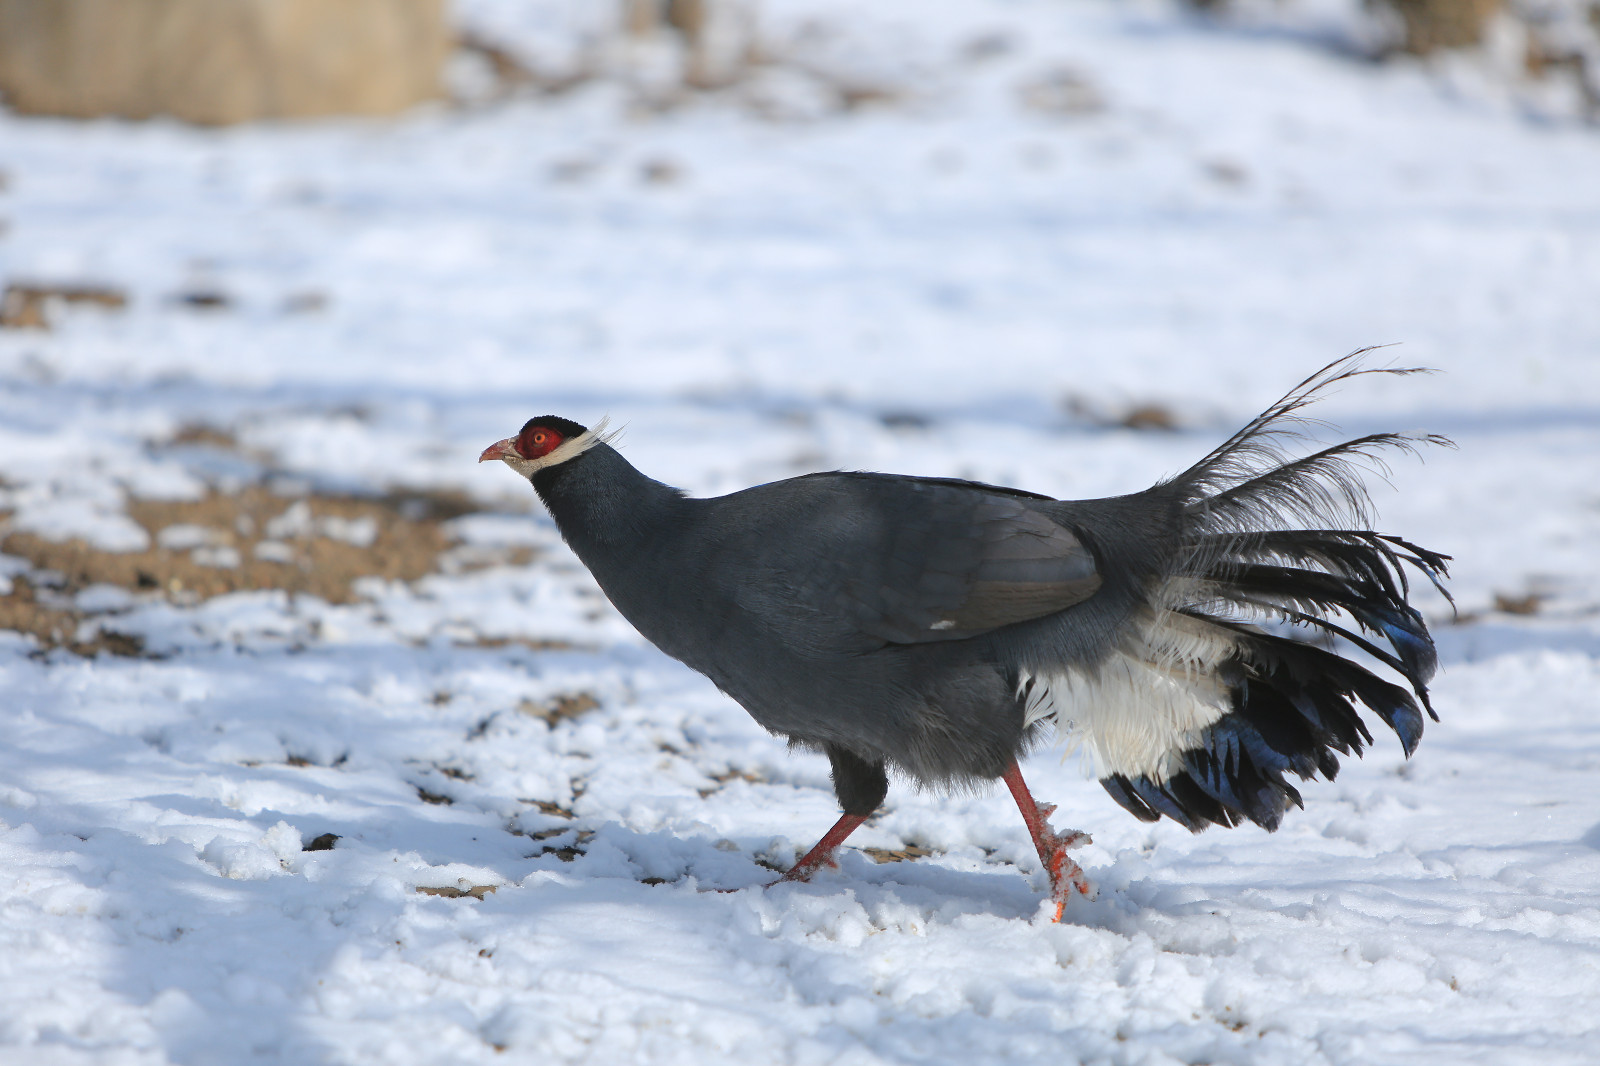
left=3, top=1, right=1599, bottom=1063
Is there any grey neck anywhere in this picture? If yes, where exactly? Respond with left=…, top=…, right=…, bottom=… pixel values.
left=532, top=443, right=685, bottom=557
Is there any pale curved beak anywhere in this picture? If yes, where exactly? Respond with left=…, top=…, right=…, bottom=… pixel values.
left=479, top=438, right=518, bottom=463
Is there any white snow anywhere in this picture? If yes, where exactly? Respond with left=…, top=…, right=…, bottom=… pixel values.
left=2, top=0, right=1599, bottom=1063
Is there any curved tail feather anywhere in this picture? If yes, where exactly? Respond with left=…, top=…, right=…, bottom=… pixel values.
left=1096, top=353, right=1451, bottom=832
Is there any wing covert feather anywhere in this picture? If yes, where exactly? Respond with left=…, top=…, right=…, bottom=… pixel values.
left=709, top=475, right=1101, bottom=647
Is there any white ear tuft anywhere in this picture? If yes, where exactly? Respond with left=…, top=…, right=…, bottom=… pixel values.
left=589, top=415, right=621, bottom=448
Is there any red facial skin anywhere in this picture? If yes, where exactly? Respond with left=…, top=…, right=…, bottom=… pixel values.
left=479, top=424, right=568, bottom=464
left=516, top=424, right=565, bottom=460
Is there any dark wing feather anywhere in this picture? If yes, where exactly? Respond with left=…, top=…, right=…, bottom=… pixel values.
left=707, top=473, right=1101, bottom=649
left=847, top=487, right=1101, bottom=642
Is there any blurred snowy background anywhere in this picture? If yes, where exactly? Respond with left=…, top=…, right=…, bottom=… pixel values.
left=1, top=1, right=1598, bottom=1063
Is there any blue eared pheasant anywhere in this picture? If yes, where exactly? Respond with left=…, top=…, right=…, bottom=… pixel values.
left=481, top=357, right=1450, bottom=918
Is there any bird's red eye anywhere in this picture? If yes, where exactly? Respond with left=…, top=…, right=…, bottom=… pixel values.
left=516, top=424, right=564, bottom=459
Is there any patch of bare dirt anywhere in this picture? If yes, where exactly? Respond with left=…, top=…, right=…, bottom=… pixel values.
left=0, top=463, right=528, bottom=654
left=531, top=829, right=593, bottom=862
left=518, top=691, right=600, bottom=725
left=3, top=484, right=483, bottom=608
left=1, top=281, right=127, bottom=329
left=0, top=575, right=145, bottom=656
left=457, top=634, right=574, bottom=652
left=415, top=786, right=454, bottom=806
left=861, top=844, right=938, bottom=864
left=416, top=884, right=497, bottom=900
left=522, top=800, right=576, bottom=820
left=0, top=420, right=558, bottom=654
left=1493, top=591, right=1545, bottom=615
left=697, top=767, right=764, bottom=798
left=1062, top=393, right=1182, bottom=432
left=1381, top=0, right=1503, bottom=54
left=168, top=422, right=244, bottom=450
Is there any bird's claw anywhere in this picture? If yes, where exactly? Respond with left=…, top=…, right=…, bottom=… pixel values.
left=773, top=855, right=836, bottom=885
left=770, top=812, right=870, bottom=888
left=1033, top=811, right=1094, bottom=922
left=772, top=843, right=846, bottom=885
left=1043, top=831, right=1093, bottom=921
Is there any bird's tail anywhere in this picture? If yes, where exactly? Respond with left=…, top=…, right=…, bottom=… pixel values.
left=1097, top=353, right=1452, bottom=832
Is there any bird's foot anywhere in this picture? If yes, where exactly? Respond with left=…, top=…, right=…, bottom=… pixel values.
left=1002, top=773, right=1094, bottom=922
left=1034, top=819, right=1094, bottom=922
left=774, top=851, right=836, bottom=885
left=1017, top=787, right=1094, bottom=915
left=769, top=811, right=872, bottom=886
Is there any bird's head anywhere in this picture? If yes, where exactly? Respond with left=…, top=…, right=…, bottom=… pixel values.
left=479, top=416, right=610, bottom=479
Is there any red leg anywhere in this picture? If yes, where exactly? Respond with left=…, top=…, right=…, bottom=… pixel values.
left=776, top=812, right=871, bottom=883
left=1002, top=760, right=1093, bottom=921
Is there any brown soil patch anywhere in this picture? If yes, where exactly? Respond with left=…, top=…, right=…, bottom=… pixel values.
left=416, top=884, right=497, bottom=900
left=0, top=480, right=517, bottom=654
left=1, top=281, right=127, bottom=329
left=1493, top=591, right=1544, bottom=616
left=861, top=844, right=938, bottom=864
left=697, top=767, right=764, bottom=799
left=532, top=829, right=593, bottom=862
left=0, top=575, right=145, bottom=656
left=1384, top=0, right=1502, bottom=53
left=463, top=635, right=575, bottom=652
left=518, top=691, right=600, bottom=725
left=1062, top=393, right=1182, bottom=432
left=523, top=800, right=576, bottom=820
left=1117, top=404, right=1179, bottom=432
left=3, top=485, right=479, bottom=606
left=169, top=422, right=243, bottom=449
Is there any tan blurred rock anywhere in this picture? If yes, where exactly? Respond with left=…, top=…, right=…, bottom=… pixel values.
left=1384, top=0, right=1503, bottom=53
left=0, top=0, right=446, bottom=124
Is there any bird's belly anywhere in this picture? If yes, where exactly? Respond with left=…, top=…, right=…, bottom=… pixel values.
left=593, top=566, right=1028, bottom=783
left=695, top=636, right=1026, bottom=783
